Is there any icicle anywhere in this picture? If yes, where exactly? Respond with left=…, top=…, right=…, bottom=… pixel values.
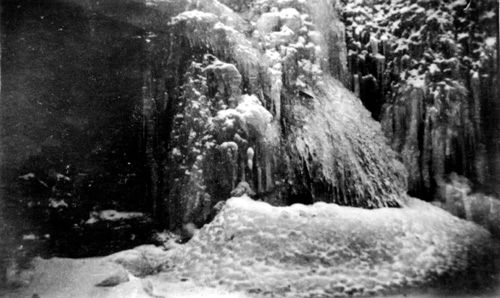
left=392, top=59, right=400, bottom=77
left=375, top=54, right=385, bottom=81
left=370, top=35, right=379, bottom=55
left=162, top=91, right=169, bottom=112
left=470, top=70, right=481, bottom=139
left=218, top=142, right=239, bottom=188
left=314, top=45, right=322, bottom=66
left=269, top=66, right=283, bottom=120
left=264, top=152, right=273, bottom=191
left=248, top=68, right=259, bottom=95
left=353, top=74, right=360, bottom=97
left=401, top=54, right=410, bottom=70
left=488, top=196, right=495, bottom=223
left=380, top=33, right=389, bottom=56
left=247, top=147, right=254, bottom=170
left=474, top=144, right=487, bottom=185
left=240, top=159, right=246, bottom=182
left=257, top=165, right=263, bottom=194
left=462, top=190, right=472, bottom=221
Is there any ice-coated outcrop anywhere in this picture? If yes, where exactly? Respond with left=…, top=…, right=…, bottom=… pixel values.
left=163, top=0, right=407, bottom=225
left=56, top=0, right=497, bottom=228
left=288, top=76, right=406, bottom=207
left=342, top=0, right=499, bottom=197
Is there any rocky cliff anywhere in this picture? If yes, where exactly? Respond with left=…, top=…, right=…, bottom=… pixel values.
left=1, top=0, right=498, bottom=251
left=342, top=0, right=499, bottom=198
left=152, top=0, right=408, bottom=228
left=2, top=1, right=500, bottom=296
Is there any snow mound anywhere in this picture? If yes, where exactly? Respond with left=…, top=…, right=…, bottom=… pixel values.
left=5, top=198, right=498, bottom=298
left=166, top=196, right=497, bottom=297
left=4, top=254, right=249, bottom=298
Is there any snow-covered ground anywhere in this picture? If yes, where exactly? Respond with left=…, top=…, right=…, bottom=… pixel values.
left=4, top=196, right=499, bottom=297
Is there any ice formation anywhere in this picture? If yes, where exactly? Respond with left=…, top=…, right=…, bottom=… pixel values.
left=3, top=1, right=500, bottom=298
left=166, top=196, right=497, bottom=297
left=163, top=0, right=407, bottom=215
left=8, top=197, right=498, bottom=298
left=343, top=0, right=499, bottom=196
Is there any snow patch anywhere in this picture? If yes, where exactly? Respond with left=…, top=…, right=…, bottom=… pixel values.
left=86, top=210, right=147, bottom=224
left=18, top=173, right=35, bottom=180
left=171, top=10, right=218, bottom=24
left=49, top=198, right=68, bottom=208
left=6, top=197, right=498, bottom=298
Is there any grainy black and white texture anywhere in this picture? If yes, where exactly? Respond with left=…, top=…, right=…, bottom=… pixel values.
left=1, top=0, right=499, bottom=297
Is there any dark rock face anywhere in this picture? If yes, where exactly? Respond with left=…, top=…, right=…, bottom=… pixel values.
left=1, top=0, right=146, bottom=199
left=341, top=0, right=499, bottom=198
left=1, top=0, right=153, bottom=261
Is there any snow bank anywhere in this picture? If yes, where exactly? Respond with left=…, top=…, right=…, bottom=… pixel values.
left=165, top=196, right=498, bottom=297
left=4, top=254, right=249, bottom=298
left=5, top=197, right=499, bottom=297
